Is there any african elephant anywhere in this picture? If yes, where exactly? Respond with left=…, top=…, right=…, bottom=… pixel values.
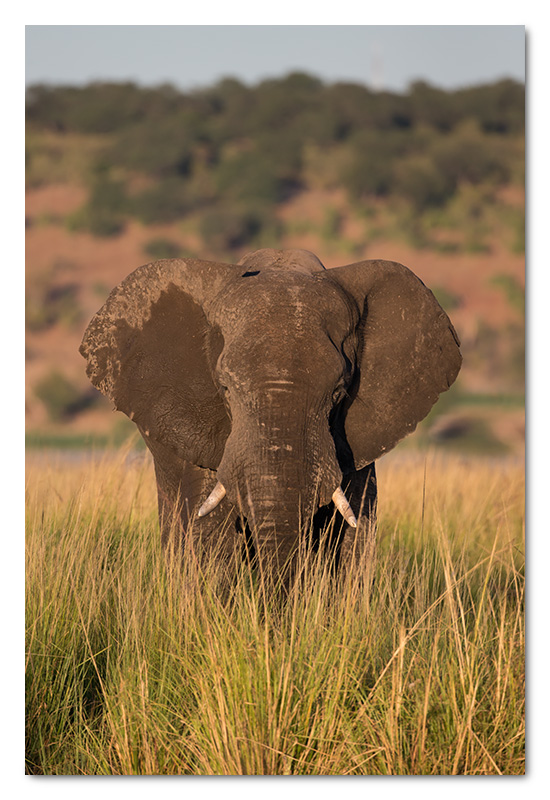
left=80, top=248, right=461, bottom=581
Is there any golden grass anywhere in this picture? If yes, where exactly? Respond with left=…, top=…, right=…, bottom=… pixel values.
left=25, top=446, right=524, bottom=775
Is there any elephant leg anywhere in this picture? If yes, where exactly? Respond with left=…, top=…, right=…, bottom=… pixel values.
left=145, top=437, right=240, bottom=563
left=339, top=462, right=378, bottom=568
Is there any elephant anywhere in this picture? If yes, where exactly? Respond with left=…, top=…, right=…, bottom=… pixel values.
left=80, top=248, right=461, bottom=582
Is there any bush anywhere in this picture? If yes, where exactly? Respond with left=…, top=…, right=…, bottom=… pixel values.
left=25, top=75, right=524, bottom=245
left=35, top=371, right=97, bottom=421
left=26, top=281, right=82, bottom=331
left=512, top=214, right=525, bottom=254
left=344, top=151, right=393, bottom=199
left=130, top=177, right=194, bottom=224
left=433, top=128, right=511, bottom=186
left=199, top=206, right=264, bottom=252
left=455, top=79, right=525, bottom=135
left=491, top=274, right=525, bottom=316
left=26, top=82, right=183, bottom=134
left=431, top=286, right=461, bottom=311
left=395, top=156, right=456, bottom=211
left=248, top=72, right=324, bottom=134
left=215, top=151, right=284, bottom=207
left=343, top=129, right=428, bottom=201
left=144, top=238, right=184, bottom=260
left=321, top=207, right=343, bottom=241
left=408, top=81, right=459, bottom=132
left=68, top=176, right=127, bottom=237
left=106, top=113, right=199, bottom=177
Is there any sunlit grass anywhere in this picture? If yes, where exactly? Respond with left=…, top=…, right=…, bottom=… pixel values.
left=25, top=446, right=524, bottom=775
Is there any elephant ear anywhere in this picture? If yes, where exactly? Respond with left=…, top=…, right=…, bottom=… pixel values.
left=326, top=259, right=462, bottom=467
left=79, top=258, right=242, bottom=469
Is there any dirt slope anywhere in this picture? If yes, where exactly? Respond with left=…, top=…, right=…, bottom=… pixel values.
left=25, top=183, right=525, bottom=453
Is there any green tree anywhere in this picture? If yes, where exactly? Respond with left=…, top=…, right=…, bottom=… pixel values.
left=395, top=155, right=456, bottom=211
left=199, top=206, right=264, bottom=252
left=130, top=177, right=194, bottom=224
left=433, top=127, right=510, bottom=186
left=68, top=175, right=128, bottom=236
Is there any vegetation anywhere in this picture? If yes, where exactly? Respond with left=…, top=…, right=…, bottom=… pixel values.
left=34, top=370, right=98, bottom=422
left=26, top=448, right=524, bottom=775
left=24, top=75, right=525, bottom=442
left=25, top=75, right=524, bottom=255
left=143, top=237, right=185, bottom=260
left=26, top=261, right=83, bottom=332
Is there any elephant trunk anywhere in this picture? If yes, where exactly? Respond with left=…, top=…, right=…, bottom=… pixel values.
left=215, top=406, right=344, bottom=570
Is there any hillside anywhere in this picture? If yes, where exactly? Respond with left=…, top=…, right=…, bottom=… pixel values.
left=25, top=77, right=525, bottom=455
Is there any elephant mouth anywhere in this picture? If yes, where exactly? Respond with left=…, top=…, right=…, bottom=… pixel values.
left=198, top=480, right=357, bottom=528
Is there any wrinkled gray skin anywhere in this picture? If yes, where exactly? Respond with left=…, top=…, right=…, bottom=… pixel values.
left=80, top=248, right=461, bottom=581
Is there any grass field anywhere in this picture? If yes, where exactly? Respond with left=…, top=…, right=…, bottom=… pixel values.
left=25, top=446, right=525, bottom=775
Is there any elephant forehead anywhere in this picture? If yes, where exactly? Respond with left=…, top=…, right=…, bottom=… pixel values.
left=221, top=330, right=345, bottom=397
left=217, top=288, right=351, bottom=391
left=237, top=247, right=325, bottom=274
left=212, top=271, right=356, bottom=333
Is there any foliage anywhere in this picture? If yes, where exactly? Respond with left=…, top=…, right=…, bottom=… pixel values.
left=25, top=130, right=108, bottom=188
left=34, top=370, right=97, bottom=421
left=143, top=237, right=184, bottom=260
left=395, top=155, right=456, bottom=211
left=431, top=286, right=461, bottom=312
left=106, top=113, right=203, bottom=177
left=214, top=149, right=285, bottom=206
left=67, top=175, right=128, bottom=237
left=432, top=126, right=511, bottom=186
left=491, top=274, right=525, bottom=316
left=512, top=213, right=525, bottom=254
left=129, top=177, right=195, bottom=225
left=25, top=452, right=525, bottom=775
left=199, top=205, right=265, bottom=251
left=26, top=268, right=83, bottom=331
left=25, top=81, right=185, bottom=134
left=26, top=76, right=524, bottom=251
left=465, top=320, right=525, bottom=391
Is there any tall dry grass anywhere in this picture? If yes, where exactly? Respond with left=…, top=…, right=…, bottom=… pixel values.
left=25, top=446, right=524, bottom=775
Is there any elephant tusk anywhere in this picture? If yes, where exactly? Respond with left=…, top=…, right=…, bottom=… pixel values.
left=198, top=482, right=226, bottom=517
left=332, top=487, right=357, bottom=528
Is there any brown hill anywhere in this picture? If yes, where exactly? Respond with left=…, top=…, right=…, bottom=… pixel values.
left=25, top=182, right=525, bottom=454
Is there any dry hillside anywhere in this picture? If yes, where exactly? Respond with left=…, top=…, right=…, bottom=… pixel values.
left=25, top=182, right=524, bottom=455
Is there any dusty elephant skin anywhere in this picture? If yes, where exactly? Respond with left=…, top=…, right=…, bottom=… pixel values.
left=80, top=248, right=461, bottom=583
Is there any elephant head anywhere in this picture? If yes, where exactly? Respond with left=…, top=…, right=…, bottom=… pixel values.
left=80, top=248, right=461, bottom=572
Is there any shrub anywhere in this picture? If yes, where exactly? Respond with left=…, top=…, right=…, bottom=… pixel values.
left=321, top=207, right=343, bottom=241
left=464, top=236, right=491, bottom=254
left=130, top=177, right=193, bottom=224
left=35, top=371, right=97, bottom=421
left=343, top=129, right=419, bottom=200
left=433, top=128, right=511, bottom=186
left=215, top=151, right=283, bottom=207
left=199, top=206, right=263, bottom=252
left=395, top=156, right=456, bottom=211
left=512, top=214, right=525, bottom=254
left=67, top=208, right=125, bottom=238
left=455, top=79, right=525, bottom=134
left=431, top=286, right=461, bottom=311
left=26, top=281, right=82, bottom=331
left=408, top=81, right=459, bottom=132
left=491, top=274, right=525, bottom=316
left=144, top=238, right=184, bottom=260
left=106, top=113, right=198, bottom=177
left=67, top=176, right=127, bottom=237
left=343, top=148, right=391, bottom=199
left=26, top=82, right=183, bottom=134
